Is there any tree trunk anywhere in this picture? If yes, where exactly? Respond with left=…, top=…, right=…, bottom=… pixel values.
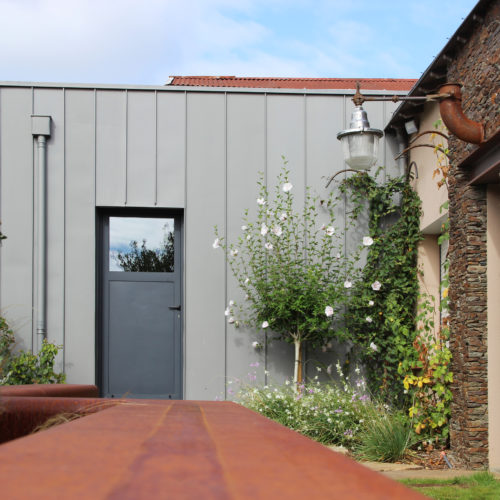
left=293, top=339, right=304, bottom=387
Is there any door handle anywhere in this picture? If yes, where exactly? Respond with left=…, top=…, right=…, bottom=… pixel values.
left=169, top=305, right=181, bottom=311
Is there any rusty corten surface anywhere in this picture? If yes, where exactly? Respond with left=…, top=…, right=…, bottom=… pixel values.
left=0, top=383, right=99, bottom=398
left=0, top=400, right=426, bottom=499
left=0, top=396, right=114, bottom=444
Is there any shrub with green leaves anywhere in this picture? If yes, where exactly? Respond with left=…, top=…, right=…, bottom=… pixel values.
left=214, top=164, right=364, bottom=384
left=0, top=315, right=65, bottom=385
left=236, top=363, right=373, bottom=447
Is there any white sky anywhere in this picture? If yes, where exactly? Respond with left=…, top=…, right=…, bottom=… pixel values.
left=0, top=0, right=478, bottom=85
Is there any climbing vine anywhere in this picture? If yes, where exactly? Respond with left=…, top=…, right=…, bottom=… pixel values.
left=340, top=169, right=422, bottom=405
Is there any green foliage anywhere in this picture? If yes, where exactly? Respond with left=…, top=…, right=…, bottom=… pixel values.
left=340, top=170, right=422, bottom=404
left=402, top=472, right=500, bottom=500
left=353, top=407, right=415, bottom=462
left=116, top=232, right=174, bottom=272
left=215, top=163, right=364, bottom=382
left=236, top=365, right=373, bottom=447
left=0, top=316, right=65, bottom=385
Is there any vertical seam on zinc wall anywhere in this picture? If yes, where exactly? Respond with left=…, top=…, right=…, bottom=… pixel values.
left=383, top=100, right=387, bottom=183
left=31, top=86, right=35, bottom=351
left=63, top=88, right=67, bottom=371
left=342, top=94, right=347, bottom=263
left=94, top=90, right=97, bottom=207
left=183, top=90, right=188, bottom=397
left=154, top=90, right=158, bottom=206
left=263, top=92, right=268, bottom=384
left=224, top=92, right=228, bottom=399
left=125, top=90, right=128, bottom=205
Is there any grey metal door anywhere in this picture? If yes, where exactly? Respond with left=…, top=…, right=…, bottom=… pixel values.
left=100, top=212, right=182, bottom=399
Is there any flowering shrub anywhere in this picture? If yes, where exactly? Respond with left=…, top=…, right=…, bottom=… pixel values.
left=214, top=164, right=365, bottom=384
left=236, top=363, right=374, bottom=447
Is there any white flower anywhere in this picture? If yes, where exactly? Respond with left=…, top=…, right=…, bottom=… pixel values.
left=336, top=253, right=341, bottom=259
left=344, top=280, right=352, bottom=289
left=247, top=234, right=252, bottom=240
left=325, top=226, right=335, bottom=236
left=272, top=226, right=282, bottom=237
left=230, top=248, right=239, bottom=257
left=282, top=182, right=293, bottom=192
left=244, top=277, right=250, bottom=284
left=370, top=342, right=378, bottom=351
left=241, top=225, right=248, bottom=231
left=368, top=300, right=374, bottom=306
left=316, top=366, right=322, bottom=372
left=212, top=238, right=221, bottom=249
left=257, top=198, right=266, bottom=205
left=445, top=341, right=450, bottom=349
left=279, top=212, right=287, bottom=222
left=252, top=341, right=262, bottom=349
left=371, top=281, right=382, bottom=291
left=260, top=224, right=269, bottom=236
left=224, top=307, right=230, bottom=316
left=228, top=317, right=235, bottom=324
left=265, top=242, right=273, bottom=250
left=262, top=321, right=269, bottom=329
left=366, top=316, right=373, bottom=323
left=325, top=306, right=334, bottom=317
left=326, top=364, right=332, bottom=375
left=363, top=236, right=374, bottom=246
left=229, top=300, right=235, bottom=306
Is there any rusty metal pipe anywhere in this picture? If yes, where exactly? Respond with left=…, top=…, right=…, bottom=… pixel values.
left=439, top=83, right=484, bottom=144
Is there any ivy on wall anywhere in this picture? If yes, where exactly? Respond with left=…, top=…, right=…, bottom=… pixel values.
left=340, top=170, right=422, bottom=405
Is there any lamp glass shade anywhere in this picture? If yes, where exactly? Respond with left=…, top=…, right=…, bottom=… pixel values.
left=340, top=132, right=380, bottom=170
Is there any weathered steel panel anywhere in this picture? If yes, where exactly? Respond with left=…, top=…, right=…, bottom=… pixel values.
left=156, top=91, right=186, bottom=208
left=96, top=90, right=127, bottom=206
left=126, top=91, right=156, bottom=206
left=0, top=87, right=34, bottom=350
left=33, top=88, right=65, bottom=370
left=64, top=89, right=96, bottom=383
left=185, top=92, right=226, bottom=400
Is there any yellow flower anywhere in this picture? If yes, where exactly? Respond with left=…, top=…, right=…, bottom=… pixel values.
left=442, top=288, right=449, bottom=298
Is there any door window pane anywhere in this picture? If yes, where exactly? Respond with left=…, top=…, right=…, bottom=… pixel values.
left=109, top=217, right=174, bottom=272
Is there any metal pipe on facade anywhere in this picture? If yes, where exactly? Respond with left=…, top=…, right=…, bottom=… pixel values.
left=36, top=134, right=47, bottom=343
left=439, top=83, right=484, bottom=145
left=31, top=116, right=51, bottom=351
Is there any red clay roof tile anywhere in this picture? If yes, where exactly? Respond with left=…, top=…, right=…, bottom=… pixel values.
left=168, top=76, right=417, bottom=91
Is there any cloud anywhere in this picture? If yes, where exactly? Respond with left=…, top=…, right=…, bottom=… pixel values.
left=0, top=0, right=478, bottom=84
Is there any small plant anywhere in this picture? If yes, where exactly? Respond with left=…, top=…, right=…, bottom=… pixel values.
left=236, top=363, right=374, bottom=447
left=0, top=315, right=65, bottom=385
left=353, top=408, right=415, bottom=462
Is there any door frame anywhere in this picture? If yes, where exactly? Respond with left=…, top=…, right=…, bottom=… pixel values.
left=95, top=207, right=184, bottom=398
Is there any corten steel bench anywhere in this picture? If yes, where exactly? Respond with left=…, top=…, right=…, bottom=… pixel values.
left=0, top=399, right=425, bottom=499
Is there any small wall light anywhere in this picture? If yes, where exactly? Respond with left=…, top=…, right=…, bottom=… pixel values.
left=336, top=105, right=383, bottom=171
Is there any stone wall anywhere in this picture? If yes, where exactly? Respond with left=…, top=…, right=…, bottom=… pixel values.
left=447, top=0, right=500, bottom=468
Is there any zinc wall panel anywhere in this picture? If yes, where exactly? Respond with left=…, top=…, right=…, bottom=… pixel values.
left=185, top=93, right=226, bottom=399
left=225, top=93, right=266, bottom=389
left=96, top=91, right=126, bottom=206
left=64, top=90, right=95, bottom=383
left=126, top=91, right=156, bottom=206
left=33, top=88, right=65, bottom=370
left=0, top=87, right=34, bottom=350
left=304, top=95, right=351, bottom=379
left=265, top=94, right=306, bottom=383
left=156, top=92, right=186, bottom=208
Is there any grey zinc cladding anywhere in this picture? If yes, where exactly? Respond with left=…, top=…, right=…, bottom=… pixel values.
left=0, top=82, right=402, bottom=399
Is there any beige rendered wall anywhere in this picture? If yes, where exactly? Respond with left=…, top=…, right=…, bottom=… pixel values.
left=410, top=103, right=448, bottom=336
left=487, top=184, right=500, bottom=472
left=409, top=103, right=448, bottom=234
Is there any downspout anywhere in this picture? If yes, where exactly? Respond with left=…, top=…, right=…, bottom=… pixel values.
left=31, top=115, right=51, bottom=351
left=439, top=83, right=484, bottom=145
